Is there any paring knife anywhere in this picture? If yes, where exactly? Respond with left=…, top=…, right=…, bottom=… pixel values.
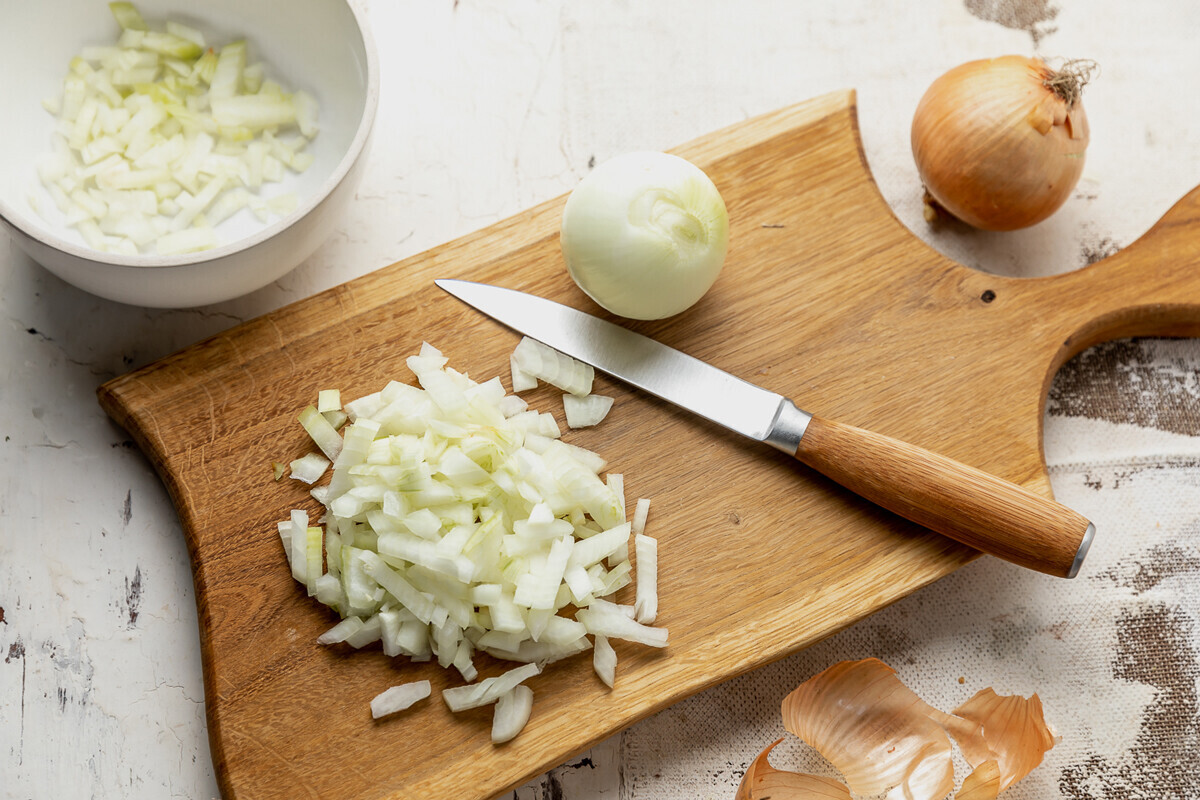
left=436, top=279, right=1095, bottom=578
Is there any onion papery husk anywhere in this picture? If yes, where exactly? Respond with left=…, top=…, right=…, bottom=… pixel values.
left=911, top=55, right=1093, bottom=231
left=952, top=689, right=1056, bottom=792
left=758, top=659, right=1056, bottom=800
left=781, top=659, right=957, bottom=800
left=957, top=760, right=1002, bottom=800
left=735, top=739, right=852, bottom=800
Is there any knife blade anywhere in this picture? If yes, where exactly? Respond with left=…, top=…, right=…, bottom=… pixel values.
left=436, top=279, right=1094, bottom=578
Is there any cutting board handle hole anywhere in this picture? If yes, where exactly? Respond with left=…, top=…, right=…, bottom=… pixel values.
left=981, top=290, right=997, bottom=303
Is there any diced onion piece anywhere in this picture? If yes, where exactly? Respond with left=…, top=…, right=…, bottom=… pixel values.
left=491, top=685, right=534, bottom=744
left=631, top=497, right=650, bottom=535
left=303, top=526, right=322, bottom=596
left=370, top=680, right=432, bottom=719
left=294, top=90, right=320, bottom=138
left=563, top=394, right=614, bottom=428
left=317, top=615, right=364, bottom=645
left=209, top=39, right=245, bottom=101
left=510, top=355, right=538, bottom=393
left=110, top=2, right=149, bottom=31
left=593, top=635, right=616, bottom=689
left=317, top=389, right=341, bottom=413
left=568, top=523, right=630, bottom=569
left=211, top=94, right=298, bottom=131
left=498, top=394, right=528, bottom=417
left=299, top=405, right=343, bottom=461
left=343, top=614, right=382, bottom=648
left=605, top=472, right=624, bottom=504
left=165, top=20, right=205, bottom=48
left=155, top=226, right=216, bottom=255
left=634, top=534, right=658, bottom=624
left=577, top=603, right=667, bottom=648
left=512, top=337, right=594, bottom=396
left=288, top=509, right=308, bottom=584
left=443, top=662, right=541, bottom=713
left=289, top=452, right=330, bottom=484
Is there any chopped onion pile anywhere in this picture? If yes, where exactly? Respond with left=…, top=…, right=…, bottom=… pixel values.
left=277, top=341, right=664, bottom=743
left=737, top=659, right=1057, bottom=800
left=34, top=2, right=318, bottom=255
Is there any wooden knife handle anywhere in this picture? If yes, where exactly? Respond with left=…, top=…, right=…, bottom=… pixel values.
left=793, top=415, right=1094, bottom=578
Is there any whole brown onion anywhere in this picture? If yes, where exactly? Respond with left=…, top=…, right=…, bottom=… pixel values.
left=911, top=56, right=1093, bottom=231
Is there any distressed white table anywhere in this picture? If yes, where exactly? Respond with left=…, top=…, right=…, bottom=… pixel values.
left=4, top=1, right=1200, bottom=798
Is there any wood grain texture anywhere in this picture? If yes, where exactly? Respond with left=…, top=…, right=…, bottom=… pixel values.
left=793, top=415, right=1092, bottom=577
left=96, top=90, right=1200, bottom=800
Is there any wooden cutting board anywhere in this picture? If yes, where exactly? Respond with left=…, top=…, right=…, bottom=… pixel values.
left=98, top=90, right=1200, bottom=800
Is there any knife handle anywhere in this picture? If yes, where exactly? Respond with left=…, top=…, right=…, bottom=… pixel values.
left=792, top=415, right=1094, bottom=578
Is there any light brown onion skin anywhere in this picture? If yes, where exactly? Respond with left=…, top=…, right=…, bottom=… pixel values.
left=911, top=56, right=1090, bottom=231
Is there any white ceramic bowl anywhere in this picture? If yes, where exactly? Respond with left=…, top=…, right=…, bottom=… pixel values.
left=0, top=0, right=378, bottom=308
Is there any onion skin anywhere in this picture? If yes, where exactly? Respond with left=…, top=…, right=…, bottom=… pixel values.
left=911, top=56, right=1090, bottom=231
left=735, top=739, right=852, bottom=800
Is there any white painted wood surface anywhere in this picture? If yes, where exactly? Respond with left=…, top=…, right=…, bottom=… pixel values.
left=3, top=1, right=1200, bottom=798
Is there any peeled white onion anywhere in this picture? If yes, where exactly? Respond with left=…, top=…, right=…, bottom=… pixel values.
left=561, top=151, right=729, bottom=320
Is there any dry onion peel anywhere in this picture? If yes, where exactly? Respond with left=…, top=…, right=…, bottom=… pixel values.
left=957, top=760, right=1002, bottom=800
left=952, top=689, right=1056, bottom=792
left=749, top=658, right=1055, bottom=800
left=782, top=659, right=956, bottom=800
left=911, top=56, right=1094, bottom=231
left=735, top=739, right=851, bottom=800
left=370, top=680, right=431, bottom=719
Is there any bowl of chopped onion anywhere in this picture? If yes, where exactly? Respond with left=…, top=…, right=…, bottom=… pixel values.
left=0, top=0, right=378, bottom=308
